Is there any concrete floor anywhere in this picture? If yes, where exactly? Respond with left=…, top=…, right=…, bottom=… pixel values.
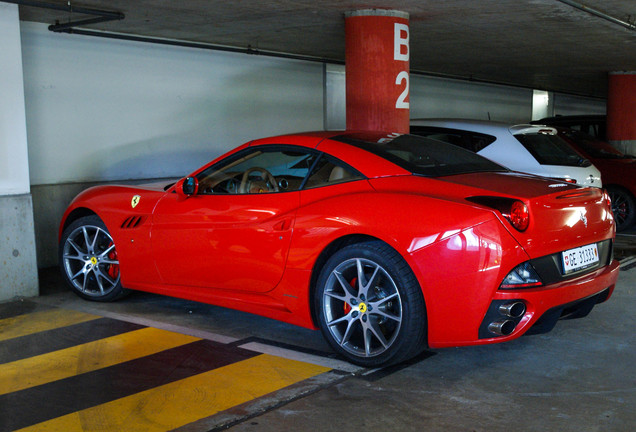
left=229, top=268, right=636, bottom=432
left=9, top=234, right=636, bottom=431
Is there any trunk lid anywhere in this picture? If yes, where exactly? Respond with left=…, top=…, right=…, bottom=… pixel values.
left=444, top=172, right=614, bottom=257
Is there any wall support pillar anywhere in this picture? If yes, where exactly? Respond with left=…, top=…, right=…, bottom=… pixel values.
left=345, top=9, right=410, bottom=133
left=607, top=72, right=636, bottom=156
left=0, top=3, right=39, bottom=301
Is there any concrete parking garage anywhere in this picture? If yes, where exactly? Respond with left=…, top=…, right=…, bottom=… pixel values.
left=2, top=2, right=636, bottom=431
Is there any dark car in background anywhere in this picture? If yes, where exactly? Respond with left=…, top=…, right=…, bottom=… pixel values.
left=533, top=115, right=607, bottom=141
left=556, top=127, right=636, bottom=231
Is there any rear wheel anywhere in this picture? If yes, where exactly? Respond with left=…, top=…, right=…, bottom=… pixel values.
left=607, top=186, right=635, bottom=232
left=315, top=241, right=426, bottom=367
left=59, top=215, right=127, bottom=301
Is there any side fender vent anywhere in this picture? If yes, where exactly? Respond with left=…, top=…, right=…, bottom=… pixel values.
left=121, top=215, right=146, bottom=229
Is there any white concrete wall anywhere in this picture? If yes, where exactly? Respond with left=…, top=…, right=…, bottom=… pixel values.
left=1, top=5, right=30, bottom=195
left=410, top=75, right=533, bottom=124
left=325, top=65, right=609, bottom=128
left=0, top=4, right=38, bottom=301
left=553, top=92, right=606, bottom=116
left=325, top=64, right=535, bottom=128
left=21, top=22, right=324, bottom=185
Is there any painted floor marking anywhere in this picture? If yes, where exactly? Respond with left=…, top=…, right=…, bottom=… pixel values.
left=68, top=308, right=240, bottom=344
left=619, top=255, right=636, bottom=269
left=238, top=341, right=363, bottom=373
left=0, top=308, right=100, bottom=342
left=0, top=327, right=200, bottom=395
left=15, top=354, right=331, bottom=432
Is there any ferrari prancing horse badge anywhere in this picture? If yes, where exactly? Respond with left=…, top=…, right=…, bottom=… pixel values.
left=131, top=195, right=141, bottom=208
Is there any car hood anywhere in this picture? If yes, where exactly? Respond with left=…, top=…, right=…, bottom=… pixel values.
left=132, top=179, right=179, bottom=191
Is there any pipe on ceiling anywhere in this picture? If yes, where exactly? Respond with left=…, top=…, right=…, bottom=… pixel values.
left=54, top=28, right=345, bottom=65
left=1, top=0, right=340, bottom=64
left=556, top=0, right=636, bottom=31
left=1, top=0, right=124, bottom=30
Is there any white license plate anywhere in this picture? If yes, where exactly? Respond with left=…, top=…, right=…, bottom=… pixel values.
left=561, top=243, right=599, bottom=274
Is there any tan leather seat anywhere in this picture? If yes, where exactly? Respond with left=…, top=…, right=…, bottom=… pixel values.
left=329, top=166, right=347, bottom=182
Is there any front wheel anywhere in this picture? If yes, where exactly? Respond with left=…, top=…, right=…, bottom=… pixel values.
left=315, top=241, right=427, bottom=367
left=59, top=215, right=127, bottom=301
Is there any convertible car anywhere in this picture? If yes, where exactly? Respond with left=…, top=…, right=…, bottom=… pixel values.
left=59, top=132, right=620, bottom=366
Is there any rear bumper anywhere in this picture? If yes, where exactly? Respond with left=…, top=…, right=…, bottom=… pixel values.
left=430, top=258, right=620, bottom=348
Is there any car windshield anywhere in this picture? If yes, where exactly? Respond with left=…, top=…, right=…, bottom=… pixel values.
left=560, top=129, right=632, bottom=160
left=332, top=133, right=507, bottom=177
left=514, top=132, right=592, bottom=167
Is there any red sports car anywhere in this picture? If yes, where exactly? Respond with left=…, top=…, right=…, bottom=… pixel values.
left=59, top=132, right=620, bottom=366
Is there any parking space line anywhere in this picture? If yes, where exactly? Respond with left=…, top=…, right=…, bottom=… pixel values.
left=238, top=341, right=362, bottom=373
left=15, top=354, right=331, bottom=432
left=27, top=303, right=241, bottom=345
left=619, top=255, right=636, bottom=269
left=0, top=318, right=145, bottom=364
left=0, top=327, right=200, bottom=395
left=0, top=308, right=100, bottom=342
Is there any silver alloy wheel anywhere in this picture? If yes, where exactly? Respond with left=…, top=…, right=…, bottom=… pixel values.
left=322, top=257, right=403, bottom=358
left=62, top=224, right=120, bottom=297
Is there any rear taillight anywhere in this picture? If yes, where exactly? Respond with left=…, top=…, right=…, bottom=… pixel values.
left=466, top=196, right=530, bottom=232
left=508, top=201, right=529, bottom=231
left=500, top=262, right=543, bottom=289
left=550, top=177, right=577, bottom=184
left=603, top=189, right=612, bottom=208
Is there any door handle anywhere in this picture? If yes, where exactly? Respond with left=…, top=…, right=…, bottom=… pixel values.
left=273, top=218, right=293, bottom=231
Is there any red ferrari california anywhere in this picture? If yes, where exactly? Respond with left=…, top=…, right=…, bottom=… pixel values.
left=59, top=132, right=620, bottom=366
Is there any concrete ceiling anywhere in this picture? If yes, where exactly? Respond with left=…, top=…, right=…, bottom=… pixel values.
left=13, top=0, right=636, bottom=98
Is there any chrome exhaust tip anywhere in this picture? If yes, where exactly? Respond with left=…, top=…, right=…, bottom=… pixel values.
left=488, top=320, right=516, bottom=336
left=498, top=301, right=526, bottom=318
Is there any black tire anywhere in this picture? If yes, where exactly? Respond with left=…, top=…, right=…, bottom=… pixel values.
left=59, top=215, right=127, bottom=301
left=607, top=186, right=636, bottom=232
left=315, top=240, right=427, bottom=367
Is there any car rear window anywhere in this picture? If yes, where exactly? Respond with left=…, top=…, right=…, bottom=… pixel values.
left=560, top=129, right=631, bottom=160
left=514, top=132, right=592, bottom=167
left=332, top=133, right=507, bottom=177
left=410, top=126, right=496, bottom=152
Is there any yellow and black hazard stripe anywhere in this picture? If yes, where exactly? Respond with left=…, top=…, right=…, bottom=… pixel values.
left=0, top=302, right=331, bottom=432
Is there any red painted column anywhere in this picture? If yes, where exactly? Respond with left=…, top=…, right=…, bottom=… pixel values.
left=345, top=9, right=410, bottom=133
left=607, top=72, right=636, bottom=155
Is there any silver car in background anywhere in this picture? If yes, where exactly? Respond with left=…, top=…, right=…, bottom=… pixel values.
left=411, top=119, right=602, bottom=187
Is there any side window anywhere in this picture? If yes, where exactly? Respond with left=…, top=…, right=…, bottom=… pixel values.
left=303, top=155, right=363, bottom=189
left=412, top=127, right=495, bottom=153
left=412, top=129, right=466, bottom=149
left=466, top=133, right=496, bottom=152
left=196, top=147, right=318, bottom=194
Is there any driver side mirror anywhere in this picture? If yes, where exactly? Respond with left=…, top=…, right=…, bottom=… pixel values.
left=176, top=177, right=198, bottom=196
